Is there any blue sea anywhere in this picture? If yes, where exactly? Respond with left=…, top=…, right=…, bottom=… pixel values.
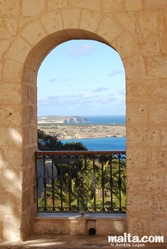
left=84, top=115, right=126, bottom=125
left=62, top=137, right=126, bottom=151
left=61, top=115, right=126, bottom=151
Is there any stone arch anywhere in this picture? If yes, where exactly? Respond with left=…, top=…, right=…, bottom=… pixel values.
left=2, top=7, right=141, bottom=241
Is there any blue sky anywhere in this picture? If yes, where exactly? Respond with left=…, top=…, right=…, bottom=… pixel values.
left=37, top=40, right=125, bottom=117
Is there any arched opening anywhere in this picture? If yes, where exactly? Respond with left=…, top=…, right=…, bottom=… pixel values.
left=36, top=39, right=126, bottom=213
left=3, top=1, right=160, bottom=240
left=37, top=39, right=126, bottom=149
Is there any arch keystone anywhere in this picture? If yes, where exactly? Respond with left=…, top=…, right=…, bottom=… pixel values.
left=61, top=9, right=81, bottom=29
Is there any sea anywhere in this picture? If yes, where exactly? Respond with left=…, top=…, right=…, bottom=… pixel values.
left=84, top=115, right=126, bottom=125
left=61, top=115, right=126, bottom=151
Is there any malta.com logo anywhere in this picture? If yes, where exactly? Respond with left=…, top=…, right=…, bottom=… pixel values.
left=108, top=233, right=164, bottom=247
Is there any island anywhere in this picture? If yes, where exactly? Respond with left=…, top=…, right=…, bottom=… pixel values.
left=38, top=115, right=90, bottom=124
left=38, top=116, right=126, bottom=140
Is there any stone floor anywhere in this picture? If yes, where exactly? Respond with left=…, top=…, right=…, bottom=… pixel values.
left=0, top=234, right=167, bottom=249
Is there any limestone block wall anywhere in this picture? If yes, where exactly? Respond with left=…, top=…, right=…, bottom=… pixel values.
left=0, top=0, right=167, bottom=242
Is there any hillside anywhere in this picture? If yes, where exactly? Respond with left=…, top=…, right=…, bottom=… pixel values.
left=38, top=123, right=126, bottom=140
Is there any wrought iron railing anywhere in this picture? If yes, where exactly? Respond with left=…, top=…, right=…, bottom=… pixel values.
left=36, top=151, right=126, bottom=213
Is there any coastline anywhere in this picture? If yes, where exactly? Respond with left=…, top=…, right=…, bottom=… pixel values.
left=61, top=136, right=126, bottom=151
left=60, top=134, right=126, bottom=140
left=38, top=123, right=126, bottom=140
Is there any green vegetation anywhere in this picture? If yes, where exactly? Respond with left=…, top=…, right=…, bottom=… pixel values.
left=37, top=129, right=126, bottom=213
left=38, top=123, right=126, bottom=139
left=38, top=129, right=87, bottom=151
left=38, top=156, right=126, bottom=212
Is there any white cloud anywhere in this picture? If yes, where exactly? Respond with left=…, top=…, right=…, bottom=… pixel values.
left=64, top=78, right=71, bottom=82
left=68, top=44, right=94, bottom=57
left=98, top=96, right=117, bottom=105
left=49, top=77, right=71, bottom=83
left=108, top=69, right=123, bottom=77
left=38, top=92, right=122, bottom=116
left=118, top=88, right=125, bottom=95
left=92, top=87, right=110, bottom=92
left=49, top=78, right=59, bottom=83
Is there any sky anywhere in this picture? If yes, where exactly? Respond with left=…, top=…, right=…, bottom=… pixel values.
left=37, top=40, right=125, bottom=117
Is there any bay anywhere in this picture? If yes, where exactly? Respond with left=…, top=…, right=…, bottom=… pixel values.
left=61, top=137, right=126, bottom=151
left=61, top=115, right=126, bottom=151
left=84, top=115, right=126, bottom=125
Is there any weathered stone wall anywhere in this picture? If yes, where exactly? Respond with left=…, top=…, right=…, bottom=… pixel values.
left=0, top=0, right=167, bottom=242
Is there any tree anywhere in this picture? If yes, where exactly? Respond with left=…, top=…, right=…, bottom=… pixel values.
left=37, top=129, right=87, bottom=151
left=63, top=141, right=87, bottom=151
left=38, top=129, right=63, bottom=151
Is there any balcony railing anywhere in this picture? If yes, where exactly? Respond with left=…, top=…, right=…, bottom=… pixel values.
left=36, top=151, right=126, bottom=213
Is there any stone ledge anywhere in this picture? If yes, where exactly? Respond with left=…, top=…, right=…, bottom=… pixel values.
left=33, top=213, right=126, bottom=235
left=34, top=212, right=126, bottom=220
